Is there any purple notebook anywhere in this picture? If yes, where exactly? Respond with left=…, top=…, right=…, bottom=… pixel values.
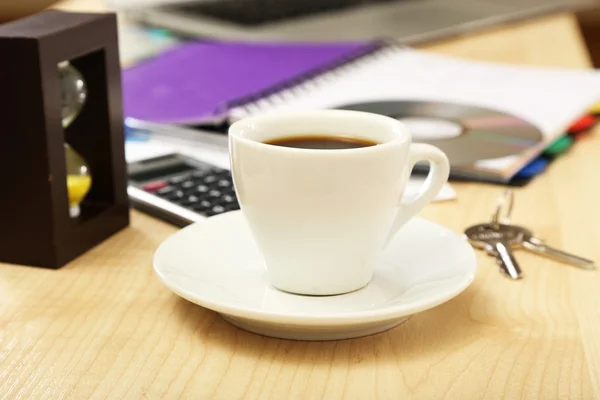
left=122, top=40, right=379, bottom=125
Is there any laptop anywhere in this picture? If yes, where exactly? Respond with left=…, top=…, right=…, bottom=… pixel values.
left=109, top=0, right=594, bottom=44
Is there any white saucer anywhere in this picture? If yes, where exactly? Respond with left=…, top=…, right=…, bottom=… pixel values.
left=153, top=210, right=477, bottom=341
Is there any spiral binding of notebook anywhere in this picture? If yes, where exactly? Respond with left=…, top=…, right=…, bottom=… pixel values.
left=225, top=39, right=399, bottom=121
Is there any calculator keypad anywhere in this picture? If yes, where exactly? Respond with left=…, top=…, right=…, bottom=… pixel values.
left=143, top=167, right=239, bottom=217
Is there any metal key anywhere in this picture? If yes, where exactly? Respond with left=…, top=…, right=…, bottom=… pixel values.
left=465, top=223, right=524, bottom=279
left=503, top=223, right=596, bottom=270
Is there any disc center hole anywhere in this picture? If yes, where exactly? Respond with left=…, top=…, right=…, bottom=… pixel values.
left=397, top=117, right=463, bottom=140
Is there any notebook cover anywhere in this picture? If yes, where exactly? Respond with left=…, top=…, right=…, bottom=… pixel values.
left=122, top=40, right=378, bottom=125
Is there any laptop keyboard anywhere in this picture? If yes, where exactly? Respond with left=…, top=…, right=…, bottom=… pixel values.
left=163, top=0, right=399, bottom=26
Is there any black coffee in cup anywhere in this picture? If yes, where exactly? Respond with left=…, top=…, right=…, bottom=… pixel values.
left=264, top=135, right=378, bottom=150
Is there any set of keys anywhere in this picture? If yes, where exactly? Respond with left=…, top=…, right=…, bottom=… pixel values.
left=464, top=190, right=596, bottom=279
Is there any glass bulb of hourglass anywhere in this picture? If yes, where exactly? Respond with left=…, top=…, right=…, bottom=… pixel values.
left=60, top=61, right=91, bottom=218
left=60, top=60, right=87, bottom=127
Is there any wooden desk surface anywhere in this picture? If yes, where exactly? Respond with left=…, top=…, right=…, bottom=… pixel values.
left=2, top=4, right=600, bottom=399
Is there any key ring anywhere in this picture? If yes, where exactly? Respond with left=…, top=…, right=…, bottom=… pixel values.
left=491, top=189, right=514, bottom=228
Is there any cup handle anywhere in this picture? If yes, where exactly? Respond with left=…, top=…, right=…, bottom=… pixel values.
left=384, top=143, right=450, bottom=247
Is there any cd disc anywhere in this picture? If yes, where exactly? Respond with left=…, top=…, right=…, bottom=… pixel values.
left=335, top=101, right=543, bottom=166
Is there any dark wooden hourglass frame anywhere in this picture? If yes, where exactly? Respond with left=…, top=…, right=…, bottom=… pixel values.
left=0, top=10, right=130, bottom=269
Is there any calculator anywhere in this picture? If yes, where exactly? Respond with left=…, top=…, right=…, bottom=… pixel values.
left=127, top=153, right=239, bottom=227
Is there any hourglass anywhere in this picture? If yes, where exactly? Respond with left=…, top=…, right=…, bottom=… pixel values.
left=60, top=60, right=92, bottom=218
left=0, top=10, right=129, bottom=269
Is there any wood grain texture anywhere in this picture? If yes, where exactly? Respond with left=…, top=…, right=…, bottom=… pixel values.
left=1, top=3, right=599, bottom=399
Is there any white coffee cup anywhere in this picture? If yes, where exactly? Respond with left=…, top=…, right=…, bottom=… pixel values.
left=229, top=109, right=450, bottom=296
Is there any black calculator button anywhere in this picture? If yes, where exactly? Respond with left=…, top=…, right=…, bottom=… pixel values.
left=203, top=175, right=218, bottom=184
left=211, top=205, right=226, bottom=214
left=181, top=195, right=200, bottom=206
left=208, top=189, right=221, bottom=198
left=217, top=179, right=231, bottom=188
left=195, top=185, right=209, bottom=194
left=156, top=185, right=177, bottom=196
left=181, top=180, right=195, bottom=189
left=221, top=194, right=235, bottom=203
left=168, top=174, right=189, bottom=185
left=164, top=190, right=185, bottom=201
left=191, top=200, right=212, bottom=212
